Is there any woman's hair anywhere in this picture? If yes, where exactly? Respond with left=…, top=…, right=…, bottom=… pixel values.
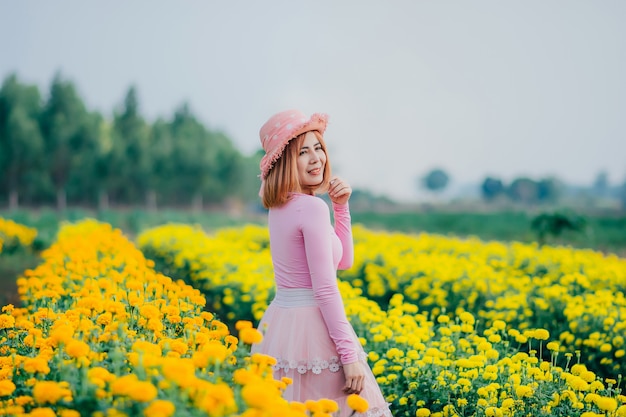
left=262, top=130, right=332, bottom=208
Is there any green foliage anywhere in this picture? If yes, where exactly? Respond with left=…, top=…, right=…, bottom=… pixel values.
left=0, top=73, right=45, bottom=209
left=0, top=73, right=259, bottom=210
left=531, top=211, right=587, bottom=246
left=421, top=168, right=450, bottom=193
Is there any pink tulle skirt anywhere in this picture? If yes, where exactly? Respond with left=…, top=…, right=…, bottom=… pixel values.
left=251, top=288, right=392, bottom=417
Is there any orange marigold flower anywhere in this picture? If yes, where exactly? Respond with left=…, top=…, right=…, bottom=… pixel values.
left=347, top=394, right=369, bottom=413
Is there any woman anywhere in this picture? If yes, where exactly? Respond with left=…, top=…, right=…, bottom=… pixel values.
left=252, top=109, right=391, bottom=417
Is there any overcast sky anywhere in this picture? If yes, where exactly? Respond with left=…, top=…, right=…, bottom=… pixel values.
left=2, top=1, right=625, bottom=201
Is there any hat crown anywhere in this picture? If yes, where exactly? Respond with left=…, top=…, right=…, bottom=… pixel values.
left=259, top=109, right=308, bottom=153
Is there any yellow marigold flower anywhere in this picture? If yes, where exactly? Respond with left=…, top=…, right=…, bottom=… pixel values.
left=28, top=408, right=56, bottom=417
left=23, top=357, right=50, bottom=374
left=599, top=343, right=612, bottom=353
left=290, top=401, right=307, bottom=413
left=416, top=408, right=431, bottom=417
left=501, top=398, right=515, bottom=409
left=616, top=349, right=625, bottom=358
left=492, top=320, right=506, bottom=331
left=33, top=381, right=69, bottom=404
left=459, top=311, right=475, bottom=324
left=386, top=348, right=404, bottom=359
left=127, top=381, right=158, bottom=402
left=616, top=405, right=626, bottom=417
left=318, top=398, right=339, bottom=413
left=143, top=400, right=175, bottom=417
left=515, top=385, right=533, bottom=398
left=0, top=314, right=15, bottom=329
left=65, top=339, right=90, bottom=358
left=242, top=383, right=271, bottom=409
left=59, top=410, right=81, bottom=417
left=534, top=329, right=550, bottom=340
left=111, top=374, right=138, bottom=396
left=0, top=379, right=16, bottom=396
left=596, top=397, right=618, bottom=412
left=437, top=315, right=450, bottom=324
left=239, top=327, right=263, bottom=345
left=347, top=394, right=369, bottom=413
left=236, top=320, right=253, bottom=330
left=546, top=341, right=559, bottom=351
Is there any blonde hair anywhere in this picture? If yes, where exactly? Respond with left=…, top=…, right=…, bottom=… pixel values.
left=262, top=131, right=332, bottom=208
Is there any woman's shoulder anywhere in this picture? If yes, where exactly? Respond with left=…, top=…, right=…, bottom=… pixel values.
left=291, top=193, right=329, bottom=209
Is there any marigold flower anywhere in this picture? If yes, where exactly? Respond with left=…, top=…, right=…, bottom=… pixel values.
left=242, top=383, right=271, bottom=409
left=534, top=329, right=550, bottom=340
left=143, top=400, right=176, bottom=417
left=346, top=394, right=369, bottom=413
left=239, top=327, right=263, bottom=344
left=27, top=408, right=56, bottom=417
left=596, top=397, right=618, bottom=412
left=415, top=408, right=431, bottom=417
left=0, top=314, right=15, bottom=329
left=127, top=381, right=158, bottom=402
left=65, top=339, right=90, bottom=358
left=0, top=379, right=16, bottom=396
left=33, top=381, right=70, bottom=404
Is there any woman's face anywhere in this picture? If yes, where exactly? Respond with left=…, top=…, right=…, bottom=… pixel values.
left=296, top=131, right=327, bottom=190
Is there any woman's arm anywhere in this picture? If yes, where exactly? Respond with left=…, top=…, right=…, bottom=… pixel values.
left=332, top=201, right=354, bottom=270
left=301, top=197, right=359, bottom=365
left=329, top=176, right=354, bottom=270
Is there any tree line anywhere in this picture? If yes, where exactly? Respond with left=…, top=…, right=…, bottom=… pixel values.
left=0, top=73, right=262, bottom=211
left=421, top=168, right=626, bottom=208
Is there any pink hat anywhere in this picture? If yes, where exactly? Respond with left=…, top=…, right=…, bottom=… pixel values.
left=259, top=109, right=328, bottom=179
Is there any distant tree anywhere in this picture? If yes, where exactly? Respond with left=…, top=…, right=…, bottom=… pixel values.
left=65, top=111, right=104, bottom=205
left=39, top=72, right=92, bottom=211
left=592, top=171, right=609, bottom=197
left=620, top=178, right=626, bottom=212
left=109, top=86, right=151, bottom=207
left=0, top=74, right=44, bottom=210
left=146, top=117, right=174, bottom=207
left=537, top=177, right=563, bottom=203
left=507, top=177, right=539, bottom=204
left=421, top=168, right=450, bottom=194
left=481, top=177, right=504, bottom=201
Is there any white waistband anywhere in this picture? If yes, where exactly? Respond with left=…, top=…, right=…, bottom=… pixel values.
left=272, top=288, right=317, bottom=308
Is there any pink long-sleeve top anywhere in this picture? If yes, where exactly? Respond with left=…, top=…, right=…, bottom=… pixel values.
left=268, top=192, right=359, bottom=364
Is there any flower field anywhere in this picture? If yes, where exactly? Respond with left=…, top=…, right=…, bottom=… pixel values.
left=1, top=217, right=625, bottom=416
left=138, top=223, right=626, bottom=417
left=0, top=218, right=37, bottom=255
left=0, top=219, right=348, bottom=417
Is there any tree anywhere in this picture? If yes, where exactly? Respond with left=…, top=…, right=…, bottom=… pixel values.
left=531, top=211, right=587, bottom=246
left=39, top=73, right=93, bottom=211
left=592, top=171, right=609, bottom=197
left=537, top=177, right=563, bottom=203
left=507, top=177, right=539, bottom=204
left=421, top=168, right=450, bottom=194
left=109, top=86, right=151, bottom=207
left=0, top=74, right=44, bottom=210
left=481, top=177, right=504, bottom=201
left=620, top=177, right=626, bottom=212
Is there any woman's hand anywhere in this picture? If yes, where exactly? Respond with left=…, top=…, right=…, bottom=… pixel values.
left=329, top=177, right=352, bottom=205
left=342, top=361, right=365, bottom=394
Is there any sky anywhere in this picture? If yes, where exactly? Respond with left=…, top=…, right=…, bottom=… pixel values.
left=1, top=0, right=625, bottom=201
